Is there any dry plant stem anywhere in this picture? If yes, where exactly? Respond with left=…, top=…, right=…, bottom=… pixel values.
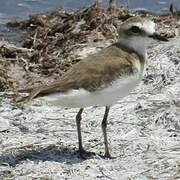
left=76, top=108, right=84, bottom=152
left=102, top=106, right=111, bottom=158
left=95, top=0, right=101, bottom=7
left=109, top=0, right=116, bottom=10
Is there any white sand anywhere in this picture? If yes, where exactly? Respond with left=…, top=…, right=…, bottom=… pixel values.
left=0, top=38, right=180, bottom=179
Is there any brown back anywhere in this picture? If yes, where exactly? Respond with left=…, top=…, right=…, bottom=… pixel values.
left=28, top=45, right=140, bottom=100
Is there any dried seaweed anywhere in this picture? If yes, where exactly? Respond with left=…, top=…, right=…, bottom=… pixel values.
left=0, top=3, right=180, bottom=179
left=1, top=3, right=180, bottom=92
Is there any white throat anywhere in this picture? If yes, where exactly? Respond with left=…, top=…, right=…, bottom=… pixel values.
left=119, top=36, right=151, bottom=57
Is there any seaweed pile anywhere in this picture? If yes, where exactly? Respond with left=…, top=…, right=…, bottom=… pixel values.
left=0, top=2, right=179, bottom=91
left=0, top=61, right=12, bottom=91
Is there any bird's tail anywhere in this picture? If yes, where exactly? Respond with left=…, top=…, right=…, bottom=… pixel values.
left=16, top=86, right=42, bottom=104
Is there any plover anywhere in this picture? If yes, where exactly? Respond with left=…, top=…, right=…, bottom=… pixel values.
left=23, top=17, right=168, bottom=158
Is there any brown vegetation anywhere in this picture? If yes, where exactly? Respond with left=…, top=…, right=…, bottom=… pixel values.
left=0, top=2, right=179, bottom=92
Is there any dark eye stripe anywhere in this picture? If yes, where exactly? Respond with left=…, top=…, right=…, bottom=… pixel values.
left=131, top=26, right=141, bottom=33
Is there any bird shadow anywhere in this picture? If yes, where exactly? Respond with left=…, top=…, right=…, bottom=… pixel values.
left=0, top=144, right=101, bottom=167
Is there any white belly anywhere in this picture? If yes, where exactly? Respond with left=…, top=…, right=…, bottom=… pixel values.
left=40, top=73, right=142, bottom=108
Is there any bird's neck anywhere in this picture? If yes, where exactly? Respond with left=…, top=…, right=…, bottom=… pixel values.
left=116, top=37, right=148, bottom=64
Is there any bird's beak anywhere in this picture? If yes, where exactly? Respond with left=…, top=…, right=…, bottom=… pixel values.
left=149, top=32, right=168, bottom=42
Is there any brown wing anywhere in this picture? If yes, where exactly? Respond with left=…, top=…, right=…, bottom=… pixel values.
left=26, top=45, right=139, bottom=101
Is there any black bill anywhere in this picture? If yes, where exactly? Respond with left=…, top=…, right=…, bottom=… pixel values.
left=149, top=33, right=168, bottom=42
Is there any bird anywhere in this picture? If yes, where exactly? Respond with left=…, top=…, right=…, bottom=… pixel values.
left=21, top=16, right=168, bottom=158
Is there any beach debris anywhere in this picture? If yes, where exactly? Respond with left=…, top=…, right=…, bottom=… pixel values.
left=169, top=3, right=180, bottom=26
left=0, top=3, right=178, bottom=93
left=169, top=3, right=180, bottom=18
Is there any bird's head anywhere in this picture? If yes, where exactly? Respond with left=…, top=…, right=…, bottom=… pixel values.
left=117, top=17, right=168, bottom=56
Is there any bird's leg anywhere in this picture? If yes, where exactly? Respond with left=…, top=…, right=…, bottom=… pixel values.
left=101, top=106, right=111, bottom=158
left=76, top=108, right=85, bottom=153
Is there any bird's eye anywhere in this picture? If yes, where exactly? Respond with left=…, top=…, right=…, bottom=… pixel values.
left=131, top=26, right=141, bottom=33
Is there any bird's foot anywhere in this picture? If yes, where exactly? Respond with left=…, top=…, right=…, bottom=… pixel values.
left=76, top=149, right=95, bottom=159
left=103, top=152, right=115, bottom=159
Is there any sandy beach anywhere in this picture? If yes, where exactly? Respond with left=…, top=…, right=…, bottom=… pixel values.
left=0, top=3, right=180, bottom=179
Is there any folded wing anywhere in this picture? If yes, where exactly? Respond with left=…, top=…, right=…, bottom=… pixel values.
left=24, top=45, right=139, bottom=102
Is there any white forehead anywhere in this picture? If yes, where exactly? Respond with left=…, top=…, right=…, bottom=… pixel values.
left=133, top=20, right=155, bottom=35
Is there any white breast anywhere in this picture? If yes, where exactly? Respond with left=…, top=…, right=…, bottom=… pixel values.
left=40, top=71, right=143, bottom=108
